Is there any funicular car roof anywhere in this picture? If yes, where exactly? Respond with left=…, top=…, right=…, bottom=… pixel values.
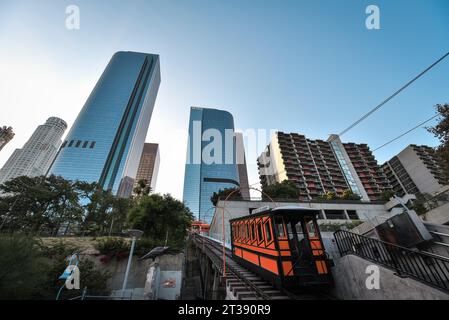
left=229, top=205, right=320, bottom=223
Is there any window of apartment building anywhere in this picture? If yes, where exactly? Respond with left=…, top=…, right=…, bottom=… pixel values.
left=347, top=210, right=358, bottom=220
left=324, top=210, right=346, bottom=220
left=318, top=210, right=325, bottom=219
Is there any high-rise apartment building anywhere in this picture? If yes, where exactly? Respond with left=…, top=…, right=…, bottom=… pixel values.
left=182, top=107, right=241, bottom=223
left=382, top=145, right=446, bottom=196
left=258, top=132, right=391, bottom=201
left=133, top=143, right=160, bottom=193
left=0, top=126, right=14, bottom=152
left=235, top=132, right=250, bottom=200
left=0, top=118, right=67, bottom=184
left=48, top=52, right=161, bottom=197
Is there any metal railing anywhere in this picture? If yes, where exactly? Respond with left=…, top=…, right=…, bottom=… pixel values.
left=334, top=230, right=449, bottom=293
left=192, top=234, right=272, bottom=300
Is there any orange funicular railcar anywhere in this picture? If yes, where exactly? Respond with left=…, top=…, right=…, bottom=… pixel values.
left=230, top=206, right=332, bottom=290
left=190, top=221, right=210, bottom=236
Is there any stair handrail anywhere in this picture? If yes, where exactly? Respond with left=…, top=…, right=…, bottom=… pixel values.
left=334, top=230, right=449, bottom=293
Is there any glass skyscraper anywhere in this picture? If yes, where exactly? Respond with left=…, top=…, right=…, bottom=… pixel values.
left=48, top=51, right=161, bottom=197
left=182, top=107, right=240, bottom=223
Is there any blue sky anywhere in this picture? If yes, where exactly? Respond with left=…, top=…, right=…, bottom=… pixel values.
left=0, top=0, right=448, bottom=199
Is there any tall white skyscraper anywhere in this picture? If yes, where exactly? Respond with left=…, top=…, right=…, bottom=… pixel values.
left=0, top=117, right=67, bottom=184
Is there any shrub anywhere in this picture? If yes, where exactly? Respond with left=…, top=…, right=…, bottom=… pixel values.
left=319, top=221, right=363, bottom=232
left=95, top=237, right=129, bottom=255
left=0, top=235, right=111, bottom=299
left=95, top=237, right=130, bottom=263
left=0, top=235, right=49, bottom=299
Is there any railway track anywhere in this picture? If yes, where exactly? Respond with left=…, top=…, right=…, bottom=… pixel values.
left=192, top=234, right=333, bottom=300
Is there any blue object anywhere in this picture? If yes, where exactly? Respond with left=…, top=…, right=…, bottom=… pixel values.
left=182, top=107, right=240, bottom=223
left=48, top=51, right=161, bottom=197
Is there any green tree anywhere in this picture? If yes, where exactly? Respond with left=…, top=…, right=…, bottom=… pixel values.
left=127, top=194, right=194, bottom=247
left=411, top=193, right=438, bottom=215
left=0, top=176, right=53, bottom=233
left=427, top=103, right=449, bottom=183
left=210, top=187, right=242, bottom=206
left=0, top=175, right=86, bottom=235
left=0, top=235, right=48, bottom=299
left=109, top=197, right=134, bottom=234
left=411, top=194, right=429, bottom=215
left=75, top=181, right=115, bottom=235
left=133, top=179, right=152, bottom=198
left=319, top=191, right=338, bottom=200
left=379, top=190, right=396, bottom=202
left=0, top=176, right=135, bottom=236
left=45, top=175, right=83, bottom=235
left=262, top=180, right=300, bottom=200
left=340, top=189, right=362, bottom=201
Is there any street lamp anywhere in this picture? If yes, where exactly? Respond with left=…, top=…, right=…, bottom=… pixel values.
left=121, top=229, right=144, bottom=298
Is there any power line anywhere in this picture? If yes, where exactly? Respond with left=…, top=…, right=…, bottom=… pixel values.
left=372, top=113, right=439, bottom=152
left=338, top=51, right=449, bottom=137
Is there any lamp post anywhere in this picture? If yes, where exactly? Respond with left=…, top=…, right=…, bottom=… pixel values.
left=121, top=229, right=144, bottom=298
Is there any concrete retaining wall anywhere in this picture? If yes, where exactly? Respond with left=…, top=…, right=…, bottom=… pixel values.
left=331, top=255, right=449, bottom=300
left=91, top=253, right=184, bottom=290
left=424, top=202, right=449, bottom=225
left=95, top=256, right=151, bottom=291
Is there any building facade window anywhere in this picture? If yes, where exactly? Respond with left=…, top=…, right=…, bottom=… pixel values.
left=330, top=140, right=362, bottom=197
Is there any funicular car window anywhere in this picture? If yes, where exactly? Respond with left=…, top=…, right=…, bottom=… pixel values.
left=295, top=221, right=308, bottom=253
left=257, top=221, right=264, bottom=243
left=305, top=218, right=317, bottom=238
left=286, top=222, right=294, bottom=240
left=264, top=221, right=273, bottom=243
left=274, top=217, right=286, bottom=238
left=245, top=222, right=250, bottom=242
left=295, top=221, right=305, bottom=242
left=250, top=222, right=256, bottom=242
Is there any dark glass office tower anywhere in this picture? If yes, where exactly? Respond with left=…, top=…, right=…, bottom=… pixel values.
left=48, top=51, right=161, bottom=196
left=182, top=107, right=240, bottom=223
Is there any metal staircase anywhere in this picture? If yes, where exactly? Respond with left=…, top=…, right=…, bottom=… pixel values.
left=334, top=230, right=449, bottom=293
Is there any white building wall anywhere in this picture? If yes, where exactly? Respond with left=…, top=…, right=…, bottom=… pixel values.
left=151, top=147, right=160, bottom=191
left=398, top=146, right=443, bottom=195
left=209, top=199, right=389, bottom=246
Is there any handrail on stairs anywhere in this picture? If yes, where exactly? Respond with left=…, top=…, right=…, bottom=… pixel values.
left=334, top=230, right=449, bottom=293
